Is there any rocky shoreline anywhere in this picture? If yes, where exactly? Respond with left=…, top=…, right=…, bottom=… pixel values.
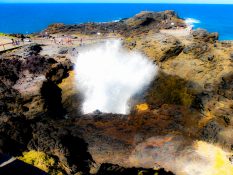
left=0, top=10, right=233, bottom=175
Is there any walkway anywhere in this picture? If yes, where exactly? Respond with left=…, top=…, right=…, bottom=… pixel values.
left=0, top=36, right=119, bottom=52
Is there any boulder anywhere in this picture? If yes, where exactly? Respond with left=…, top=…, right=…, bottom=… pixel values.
left=23, top=43, right=42, bottom=56
left=183, top=42, right=209, bottom=57
left=230, top=52, right=233, bottom=59
left=28, top=122, right=94, bottom=174
left=58, top=47, right=69, bottom=55
left=0, top=56, right=22, bottom=85
left=160, top=41, right=184, bottom=62
left=200, top=121, right=222, bottom=143
left=192, top=29, right=218, bottom=42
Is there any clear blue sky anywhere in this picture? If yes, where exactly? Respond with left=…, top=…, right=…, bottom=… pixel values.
left=1, top=0, right=233, bottom=3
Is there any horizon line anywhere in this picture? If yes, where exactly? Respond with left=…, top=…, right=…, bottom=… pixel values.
left=0, top=2, right=233, bottom=4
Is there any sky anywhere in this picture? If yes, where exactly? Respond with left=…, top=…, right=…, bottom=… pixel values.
left=0, top=0, right=233, bottom=3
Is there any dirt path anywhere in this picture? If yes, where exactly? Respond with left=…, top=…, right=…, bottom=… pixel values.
left=160, top=28, right=192, bottom=37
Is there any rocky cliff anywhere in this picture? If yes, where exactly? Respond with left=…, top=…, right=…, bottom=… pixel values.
left=0, top=10, right=233, bottom=175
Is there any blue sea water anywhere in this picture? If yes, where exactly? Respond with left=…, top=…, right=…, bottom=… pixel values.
left=0, top=3, right=232, bottom=40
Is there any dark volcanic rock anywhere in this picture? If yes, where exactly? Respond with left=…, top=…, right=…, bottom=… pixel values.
left=0, top=44, right=73, bottom=119
left=0, top=113, right=32, bottom=156
left=160, top=41, right=184, bottom=62
left=183, top=42, right=209, bottom=57
left=218, top=73, right=233, bottom=100
left=200, top=120, right=222, bottom=143
left=0, top=80, right=23, bottom=114
left=41, top=80, right=65, bottom=118
left=0, top=56, right=22, bottom=85
left=23, top=55, right=55, bottom=74
left=192, top=29, right=218, bottom=42
left=44, top=10, right=186, bottom=37
left=230, top=52, right=233, bottom=59
left=45, top=23, right=66, bottom=34
left=28, top=121, right=94, bottom=174
left=46, top=61, right=72, bottom=84
left=96, top=163, right=174, bottom=175
left=1, top=10, right=233, bottom=175
left=23, top=43, right=42, bottom=56
left=58, top=47, right=69, bottom=54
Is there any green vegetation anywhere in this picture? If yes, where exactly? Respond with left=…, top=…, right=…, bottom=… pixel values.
left=0, top=33, right=12, bottom=37
left=146, top=72, right=194, bottom=107
left=0, top=33, right=7, bottom=36
left=18, top=150, right=64, bottom=175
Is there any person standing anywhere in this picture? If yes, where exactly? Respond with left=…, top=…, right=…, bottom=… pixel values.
left=80, top=38, right=83, bottom=46
left=20, top=34, right=25, bottom=43
left=71, top=47, right=79, bottom=57
left=11, top=39, right=15, bottom=46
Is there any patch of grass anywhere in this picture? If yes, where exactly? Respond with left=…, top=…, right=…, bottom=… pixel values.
left=0, top=32, right=13, bottom=37
left=0, top=33, right=7, bottom=36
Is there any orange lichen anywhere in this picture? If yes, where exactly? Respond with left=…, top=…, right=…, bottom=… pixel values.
left=136, top=103, right=149, bottom=112
left=198, top=111, right=214, bottom=128
left=148, top=136, right=173, bottom=147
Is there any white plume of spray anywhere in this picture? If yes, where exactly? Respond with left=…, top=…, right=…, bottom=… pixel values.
left=74, top=40, right=157, bottom=114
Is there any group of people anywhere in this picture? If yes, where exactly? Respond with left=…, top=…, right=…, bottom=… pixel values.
left=11, top=34, right=28, bottom=46
left=40, top=31, right=87, bottom=46
left=50, top=35, right=74, bottom=45
left=11, top=38, right=21, bottom=46
left=48, top=35, right=83, bottom=46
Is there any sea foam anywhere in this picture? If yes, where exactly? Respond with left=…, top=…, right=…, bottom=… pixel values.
left=185, top=18, right=200, bottom=27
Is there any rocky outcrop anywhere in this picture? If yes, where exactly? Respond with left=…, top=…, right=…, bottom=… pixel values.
left=44, top=10, right=186, bottom=37
left=0, top=55, right=22, bottom=86
left=27, top=121, right=94, bottom=175
left=96, top=163, right=174, bottom=175
left=218, top=73, right=233, bottom=100
left=1, top=10, right=233, bottom=175
left=159, top=41, right=184, bottom=62
left=183, top=42, right=209, bottom=57
left=200, top=120, right=223, bottom=143
left=191, top=29, right=219, bottom=42
left=0, top=44, right=73, bottom=119
left=23, top=43, right=42, bottom=56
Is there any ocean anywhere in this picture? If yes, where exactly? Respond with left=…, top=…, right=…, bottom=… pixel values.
left=0, top=3, right=232, bottom=40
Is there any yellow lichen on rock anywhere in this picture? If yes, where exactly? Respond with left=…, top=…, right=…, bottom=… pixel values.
left=18, top=150, right=64, bottom=175
left=58, top=70, right=76, bottom=102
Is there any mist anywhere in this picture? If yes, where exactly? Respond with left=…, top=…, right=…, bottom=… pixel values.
left=129, top=136, right=233, bottom=175
left=74, top=40, right=157, bottom=114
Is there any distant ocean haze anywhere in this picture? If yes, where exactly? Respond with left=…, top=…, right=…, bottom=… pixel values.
left=0, top=3, right=233, bottom=40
